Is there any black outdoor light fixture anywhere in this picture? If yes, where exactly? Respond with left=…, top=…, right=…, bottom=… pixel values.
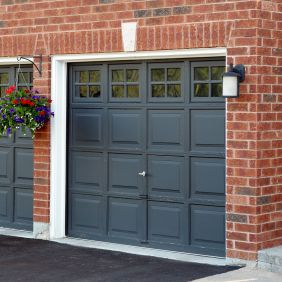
left=222, top=63, right=245, bottom=98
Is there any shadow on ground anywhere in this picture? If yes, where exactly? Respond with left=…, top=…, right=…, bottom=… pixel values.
left=0, top=235, right=239, bottom=282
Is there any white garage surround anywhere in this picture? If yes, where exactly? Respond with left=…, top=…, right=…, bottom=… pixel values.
left=49, top=48, right=227, bottom=263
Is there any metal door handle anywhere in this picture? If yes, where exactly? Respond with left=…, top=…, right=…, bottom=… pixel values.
left=138, top=171, right=146, bottom=177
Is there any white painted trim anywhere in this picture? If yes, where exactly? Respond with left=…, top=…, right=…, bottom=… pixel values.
left=51, top=48, right=226, bottom=62
left=0, top=56, right=33, bottom=65
left=50, top=48, right=227, bottom=244
left=50, top=58, right=67, bottom=239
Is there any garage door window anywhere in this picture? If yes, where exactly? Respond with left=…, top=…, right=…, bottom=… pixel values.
left=192, top=62, right=225, bottom=100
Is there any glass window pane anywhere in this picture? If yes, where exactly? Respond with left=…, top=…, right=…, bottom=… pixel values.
left=89, top=85, right=101, bottom=98
left=126, top=69, right=139, bottom=82
left=127, top=85, right=139, bottom=98
left=79, top=71, right=88, bottom=83
left=18, top=72, right=30, bottom=84
left=194, top=67, right=209, bottom=81
left=167, top=68, right=181, bottom=81
left=212, top=83, right=223, bottom=97
left=112, top=70, right=124, bottom=82
left=112, top=85, right=125, bottom=98
left=78, top=85, right=87, bottom=97
left=89, top=70, right=100, bottom=82
left=151, top=69, right=165, bottom=81
left=0, top=86, right=7, bottom=97
left=194, top=83, right=209, bottom=97
left=167, top=84, right=181, bottom=97
left=0, top=73, right=9, bottom=84
left=211, top=66, right=225, bottom=80
left=152, top=84, right=165, bottom=97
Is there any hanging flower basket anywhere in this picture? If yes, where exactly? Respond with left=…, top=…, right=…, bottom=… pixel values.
left=0, top=86, right=54, bottom=138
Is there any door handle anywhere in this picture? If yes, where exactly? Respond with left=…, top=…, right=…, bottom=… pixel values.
left=138, top=171, right=146, bottom=177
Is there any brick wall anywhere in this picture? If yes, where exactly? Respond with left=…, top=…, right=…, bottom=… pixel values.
left=0, top=0, right=280, bottom=261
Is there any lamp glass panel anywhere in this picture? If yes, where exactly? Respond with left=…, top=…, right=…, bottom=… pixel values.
left=222, top=76, right=238, bottom=97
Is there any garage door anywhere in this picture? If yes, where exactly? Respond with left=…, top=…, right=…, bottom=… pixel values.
left=0, top=66, right=34, bottom=231
left=67, top=60, right=226, bottom=256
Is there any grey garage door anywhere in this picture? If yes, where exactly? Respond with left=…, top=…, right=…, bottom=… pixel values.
left=0, top=66, right=34, bottom=231
left=67, top=60, right=226, bottom=256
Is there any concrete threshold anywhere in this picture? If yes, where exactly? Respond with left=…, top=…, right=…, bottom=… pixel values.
left=54, top=237, right=227, bottom=266
left=0, top=227, right=33, bottom=239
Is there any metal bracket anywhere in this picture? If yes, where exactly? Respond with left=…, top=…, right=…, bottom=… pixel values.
left=17, top=54, right=42, bottom=77
left=230, top=63, right=245, bottom=82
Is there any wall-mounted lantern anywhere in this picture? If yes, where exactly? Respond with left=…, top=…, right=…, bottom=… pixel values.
left=222, top=63, right=245, bottom=98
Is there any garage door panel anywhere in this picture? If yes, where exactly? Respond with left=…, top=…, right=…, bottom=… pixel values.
left=148, top=156, right=186, bottom=200
left=0, top=147, right=13, bottom=185
left=70, top=151, right=104, bottom=193
left=148, top=110, right=185, bottom=152
left=190, top=205, right=225, bottom=250
left=0, top=187, right=11, bottom=220
left=0, top=66, right=33, bottom=231
left=14, top=188, right=33, bottom=227
left=148, top=201, right=187, bottom=245
left=191, top=157, right=225, bottom=200
left=14, top=148, right=34, bottom=186
left=68, top=61, right=226, bottom=256
left=109, top=109, right=144, bottom=150
left=191, top=110, right=225, bottom=153
left=108, top=198, right=146, bottom=241
left=69, top=193, right=106, bottom=236
left=72, top=109, right=104, bottom=147
left=109, top=154, right=145, bottom=196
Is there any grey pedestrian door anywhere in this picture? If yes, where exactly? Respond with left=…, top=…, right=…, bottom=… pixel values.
left=0, top=66, right=34, bottom=231
left=67, top=60, right=226, bottom=256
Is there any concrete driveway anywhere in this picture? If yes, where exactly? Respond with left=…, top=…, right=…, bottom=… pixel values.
left=0, top=235, right=238, bottom=282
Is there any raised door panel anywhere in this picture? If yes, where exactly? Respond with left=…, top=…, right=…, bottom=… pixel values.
left=148, top=155, right=186, bottom=201
left=14, top=148, right=34, bottom=186
left=148, top=110, right=185, bottom=152
left=72, top=109, right=104, bottom=148
left=148, top=201, right=187, bottom=245
left=0, top=187, right=11, bottom=222
left=108, top=154, right=145, bottom=196
left=70, top=151, right=104, bottom=193
left=14, top=188, right=33, bottom=228
left=0, top=147, right=12, bottom=185
left=190, top=205, right=225, bottom=251
left=190, top=157, right=225, bottom=201
left=190, top=110, right=225, bottom=154
left=69, top=193, right=106, bottom=237
left=108, top=109, right=144, bottom=151
left=108, top=197, right=146, bottom=242
left=15, top=128, right=33, bottom=145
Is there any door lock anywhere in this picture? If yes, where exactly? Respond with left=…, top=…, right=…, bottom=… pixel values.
left=138, top=171, right=146, bottom=177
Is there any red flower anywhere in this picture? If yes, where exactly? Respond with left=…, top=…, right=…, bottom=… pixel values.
left=48, top=99, right=52, bottom=103
left=12, top=99, right=18, bottom=105
left=24, top=89, right=30, bottom=93
left=29, top=102, right=35, bottom=107
left=6, top=85, right=16, bottom=95
left=39, top=110, right=46, bottom=116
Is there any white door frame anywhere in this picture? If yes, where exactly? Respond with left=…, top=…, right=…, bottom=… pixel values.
left=50, top=48, right=227, bottom=239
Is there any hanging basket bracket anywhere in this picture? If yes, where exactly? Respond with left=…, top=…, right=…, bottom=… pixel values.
left=17, top=54, right=42, bottom=77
